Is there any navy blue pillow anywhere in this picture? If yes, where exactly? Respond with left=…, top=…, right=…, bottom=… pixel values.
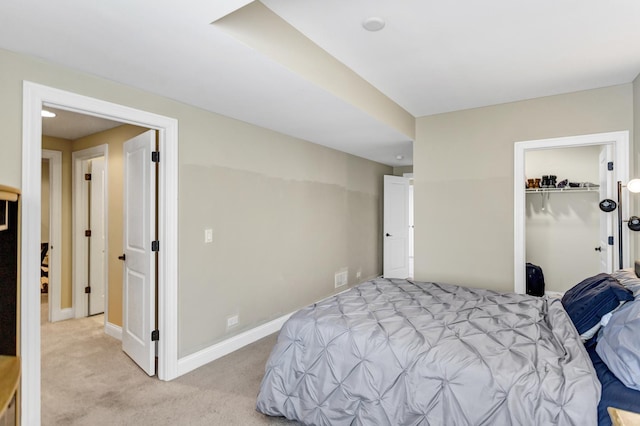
left=561, top=273, right=634, bottom=335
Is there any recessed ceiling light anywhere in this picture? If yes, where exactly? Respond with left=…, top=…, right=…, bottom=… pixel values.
left=41, top=110, right=56, bottom=118
left=362, top=17, right=385, bottom=32
left=396, top=155, right=404, bottom=160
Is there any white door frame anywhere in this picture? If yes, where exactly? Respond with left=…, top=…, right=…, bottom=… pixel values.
left=72, top=145, right=108, bottom=321
left=599, top=145, right=615, bottom=274
left=41, top=149, right=64, bottom=322
left=514, top=131, right=629, bottom=294
left=22, top=81, right=179, bottom=425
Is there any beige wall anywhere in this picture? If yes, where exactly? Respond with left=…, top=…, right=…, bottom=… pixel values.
left=392, top=166, right=413, bottom=176
left=414, top=84, right=634, bottom=292
left=179, top=130, right=388, bottom=355
left=0, top=48, right=390, bottom=358
left=41, top=136, right=74, bottom=308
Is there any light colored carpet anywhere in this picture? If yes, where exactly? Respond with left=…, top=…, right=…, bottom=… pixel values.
left=41, top=298, right=298, bottom=425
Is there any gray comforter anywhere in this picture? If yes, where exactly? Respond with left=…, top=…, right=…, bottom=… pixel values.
left=256, top=279, right=601, bottom=425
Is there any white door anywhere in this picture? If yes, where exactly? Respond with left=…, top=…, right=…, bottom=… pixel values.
left=383, top=175, right=410, bottom=279
left=408, top=185, right=414, bottom=278
left=122, top=130, right=156, bottom=376
left=89, top=157, right=106, bottom=315
left=599, top=145, right=614, bottom=273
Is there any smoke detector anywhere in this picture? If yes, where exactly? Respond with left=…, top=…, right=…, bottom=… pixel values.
left=362, top=17, right=385, bottom=32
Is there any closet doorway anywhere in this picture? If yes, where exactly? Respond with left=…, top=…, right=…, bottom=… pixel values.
left=514, top=131, right=630, bottom=294
left=524, top=145, right=609, bottom=294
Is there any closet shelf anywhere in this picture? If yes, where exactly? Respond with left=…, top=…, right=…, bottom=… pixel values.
left=525, top=186, right=599, bottom=194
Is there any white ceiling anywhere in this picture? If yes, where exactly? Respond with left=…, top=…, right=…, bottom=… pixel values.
left=42, top=108, right=122, bottom=140
left=263, top=0, right=640, bottom=117
left=2, top=0, right=640, bottom=166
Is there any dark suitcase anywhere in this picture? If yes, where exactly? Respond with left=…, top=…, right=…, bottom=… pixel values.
left=526, top=263, right=545, bottom=297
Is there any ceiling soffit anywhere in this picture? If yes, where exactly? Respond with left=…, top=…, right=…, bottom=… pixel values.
left=213, top=1, right=415, bottom=141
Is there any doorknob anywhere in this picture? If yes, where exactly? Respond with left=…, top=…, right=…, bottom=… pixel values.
left=118, top=254, right=126, bottom=261
left=385, top=233, right=392, bottom=237
left=594, top=247, right=602, bottom=252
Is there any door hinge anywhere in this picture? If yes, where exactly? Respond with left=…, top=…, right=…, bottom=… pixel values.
left=84, top=286, right=91, bottom=294
left=151, top=151, right=160, bottom=163
left=151, top=329, right=159, bottom=341
left=85, top=173, right=92, bottom=181
left=151, top=240, right=160, bottom=252
left=608, top=236, right=614, bottom=245
left=85, top=230, right=92, bottom=237
left=608, top=161, right=614, bottom=171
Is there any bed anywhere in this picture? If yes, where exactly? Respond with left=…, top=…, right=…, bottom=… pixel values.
left=256, top=278, right=604, bottom=425
left=579, top=268, right=640, bottom=426
left=587, top=345, right=640, bottom=426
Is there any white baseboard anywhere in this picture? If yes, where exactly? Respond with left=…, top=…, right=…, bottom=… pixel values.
left=105, top=322, right=122, bottom=340
left=51, top=307, right=74, bottom=322
left=174, top=287, right=358, bottom=378
left=177, top=311, right=293, bottom=377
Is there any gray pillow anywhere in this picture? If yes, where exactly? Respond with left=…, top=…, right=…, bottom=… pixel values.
left=610, top=268, right=640, bottom=298
left=596, top=300, right=640, bottom=391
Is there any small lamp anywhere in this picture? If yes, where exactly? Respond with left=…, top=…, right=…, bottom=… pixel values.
left=626, top=179, right=640, bottom=193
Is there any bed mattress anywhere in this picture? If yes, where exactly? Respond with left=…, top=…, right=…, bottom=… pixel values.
left=256, top=278, right=601, bottom=425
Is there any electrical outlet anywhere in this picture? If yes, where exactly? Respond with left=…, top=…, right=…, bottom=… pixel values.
left=204, top=228, right=213, bottom=243
left=356, top=269, right=362, bottom=280
left=227, top=315, right=239, bottom=328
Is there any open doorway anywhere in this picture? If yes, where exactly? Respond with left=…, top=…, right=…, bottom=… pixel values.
left=514, top=131, right=630, bottom=294
left=41, top=111, right=117, bottom=325
left=22, top=81, right=179, bottom=424
left=40, top=109, right=156, bottom=420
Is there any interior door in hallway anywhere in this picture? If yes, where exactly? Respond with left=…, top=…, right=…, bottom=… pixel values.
left=383, top=175, right=410, bottom=279
left=88, top=157, right=106, bottom=315
left=122, top=130, right=157, bottom=376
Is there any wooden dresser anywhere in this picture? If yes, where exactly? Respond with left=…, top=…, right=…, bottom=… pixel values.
left=0, top=186, right=20, bottom=425
left=0, top=356, right=19, bottom=424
